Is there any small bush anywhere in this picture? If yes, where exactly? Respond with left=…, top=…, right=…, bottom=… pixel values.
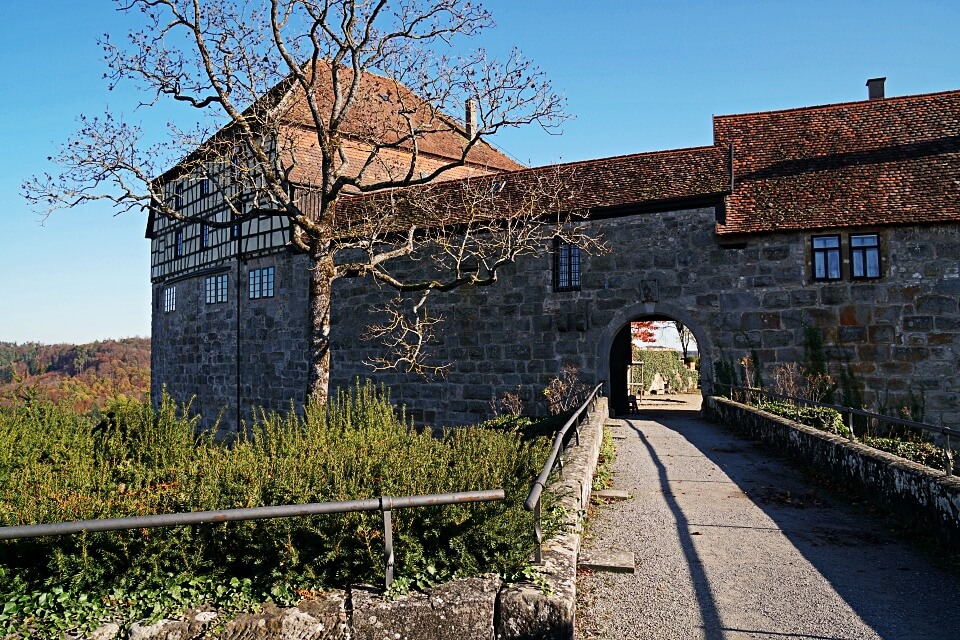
left=0, top=383, right=552, bottom=636
left=759, top=400, right=851, bottom=438
left=862, top=435, right=946, bottom=469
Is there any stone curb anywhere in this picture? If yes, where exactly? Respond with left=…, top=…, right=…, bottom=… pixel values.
left=496, top=396, right=608, bottom=640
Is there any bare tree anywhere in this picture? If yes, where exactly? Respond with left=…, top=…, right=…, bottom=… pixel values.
left=672, top=320, right=694, bottom=360
left=23, top=0, right=580, bottom=401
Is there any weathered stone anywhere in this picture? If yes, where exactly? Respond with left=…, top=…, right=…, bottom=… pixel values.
left=705, top=397, right=960, bottom=548
left=577, top=550, right=635, bottom=574
left=352, top=577, right=500, bottom=640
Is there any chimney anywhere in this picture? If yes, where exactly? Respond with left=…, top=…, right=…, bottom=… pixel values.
left=866, top=77, right=886, bottom=100
left=465, top=99, right=477, bottom=139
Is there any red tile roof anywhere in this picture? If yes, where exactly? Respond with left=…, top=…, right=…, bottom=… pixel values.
left=714, top=89, right=960, bottom=235
left=280, top=63, right=524, bottom=174
left=337, top=145, right=729, bottom=231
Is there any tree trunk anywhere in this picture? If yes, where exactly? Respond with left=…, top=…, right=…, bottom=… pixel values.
left=308, top=248, right=336, bottom=403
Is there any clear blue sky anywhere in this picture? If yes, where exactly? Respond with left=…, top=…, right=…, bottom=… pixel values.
left=1, top=1, right=958, bottom=344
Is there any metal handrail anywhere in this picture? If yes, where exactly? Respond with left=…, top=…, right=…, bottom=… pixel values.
left=524, top=383, right=604, bottom=563
left=713, top=382, right=959, bottom=474
left=0, top=489, right=504, bottom=589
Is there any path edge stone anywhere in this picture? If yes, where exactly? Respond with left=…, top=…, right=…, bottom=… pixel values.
left=496, top=396, right=609, bottom=640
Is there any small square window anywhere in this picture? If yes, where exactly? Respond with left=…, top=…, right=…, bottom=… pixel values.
left=249, top=266, right=275, bottom=299
left=205, top=274, right=228, bottom=304
left=811, top=235, right=841, bottom=281
left=553, top=238, right=581, bottom=292
left=163, top=286, right=176, bottom=312
left=851, top=233, right=881, bottom=279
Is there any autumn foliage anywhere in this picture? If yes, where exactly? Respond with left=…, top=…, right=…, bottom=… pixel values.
left=0, top=338, right=150, bottom=412
left=631, top=321, right=658, bottom=344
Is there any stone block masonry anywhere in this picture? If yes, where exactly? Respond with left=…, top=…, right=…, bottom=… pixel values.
left=329, top=209, right=960, bottom=430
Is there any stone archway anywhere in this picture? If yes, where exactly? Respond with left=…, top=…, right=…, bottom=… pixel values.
left=596, top=302, right=714, bottom=416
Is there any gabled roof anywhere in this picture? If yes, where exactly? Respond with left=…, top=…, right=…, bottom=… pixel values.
left=147, top=63, right=523, bottom=237
left=278, top=63, right=524, bottom=176
left=714, top=89, right=960, bottom=235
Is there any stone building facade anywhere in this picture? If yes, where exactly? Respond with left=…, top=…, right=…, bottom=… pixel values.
left=329, top=208, right=960, bottom=427
left=151, top=79, right=960, bottom=432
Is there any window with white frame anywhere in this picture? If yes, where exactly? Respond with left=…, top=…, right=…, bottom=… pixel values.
left=163, top=286, right=176, bottom=312
left=205, top=274, right=228, bottom=304
left=811, top=235, right=841, bottom=281
left=249, top=266, right=275, bottom=299
left=553, top=238, right=581, bottom=292
left=850, top=233, right=881, bottom=279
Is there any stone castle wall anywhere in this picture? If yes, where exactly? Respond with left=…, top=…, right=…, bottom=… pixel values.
left=329, top=208, right=960, bottom=428
left=151, top=253, right=313, bottom=433
left=152, top=206, right=959, bottom=431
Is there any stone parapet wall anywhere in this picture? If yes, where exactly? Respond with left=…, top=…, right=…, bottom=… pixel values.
left=704, top=396, right=960, bottom=547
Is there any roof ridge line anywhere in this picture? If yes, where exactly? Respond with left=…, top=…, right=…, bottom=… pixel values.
left=714, top=88, right=960, bottom=122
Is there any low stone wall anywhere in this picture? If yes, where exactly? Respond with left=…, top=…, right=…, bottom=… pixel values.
left=89, top=396, right=608, bottom=640
left=496, top=395, right=607, bottom=640
left=704, top=396, right=960, bottom=547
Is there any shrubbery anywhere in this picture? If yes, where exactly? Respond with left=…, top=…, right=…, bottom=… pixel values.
left=631, top=349, right=698, bottom=393
left=0, top=383, right=552, bottom=636
left=758, top=400, right=851, bottom=439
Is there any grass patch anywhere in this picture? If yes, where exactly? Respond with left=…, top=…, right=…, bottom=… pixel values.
left=592, top=427, right=616, bottom=492
left=0, top=382, right=553, bottom=636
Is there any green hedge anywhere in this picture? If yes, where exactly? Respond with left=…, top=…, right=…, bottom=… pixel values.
left=0, top=384, right=552, bottom=635
left=758, top=400, right=851, bottom=439
left=630, top=349, right=698, bottom=393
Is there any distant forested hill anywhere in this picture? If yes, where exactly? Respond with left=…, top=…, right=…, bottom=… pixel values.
left=0, top=338, right=150, bottom=411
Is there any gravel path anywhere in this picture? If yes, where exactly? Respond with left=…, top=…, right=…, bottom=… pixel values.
left=576, top=399, right=960, bottom=640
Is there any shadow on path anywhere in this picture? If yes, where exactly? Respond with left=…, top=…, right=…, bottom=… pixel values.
left=620, top=408, right=960, bottom=639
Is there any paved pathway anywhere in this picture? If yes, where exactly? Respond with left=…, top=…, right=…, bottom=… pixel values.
left=576, top=396, right=960, bottom=639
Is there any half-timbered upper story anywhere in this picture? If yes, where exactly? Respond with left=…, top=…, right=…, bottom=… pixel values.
left=146, top=64, right=524, bottom=283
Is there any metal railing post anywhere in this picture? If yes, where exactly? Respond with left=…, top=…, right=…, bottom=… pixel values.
left=946, top=435, right=954, bottom=477
left=846, top=410, right=855, bottom=442
left=380, top=496, right=395, bottom=590
left=533, top=497, right=543, bottom=565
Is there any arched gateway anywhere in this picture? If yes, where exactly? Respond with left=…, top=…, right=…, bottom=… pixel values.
left=597, top=303, right=713, bottom=416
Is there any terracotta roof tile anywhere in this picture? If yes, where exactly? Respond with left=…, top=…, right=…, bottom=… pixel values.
left=337, top=145, right=729, bottom=231
left=714, top=89, right=960, bottom=235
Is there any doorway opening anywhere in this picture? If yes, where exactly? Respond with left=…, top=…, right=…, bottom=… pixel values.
left=609, top=317, right=700, bottom=416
